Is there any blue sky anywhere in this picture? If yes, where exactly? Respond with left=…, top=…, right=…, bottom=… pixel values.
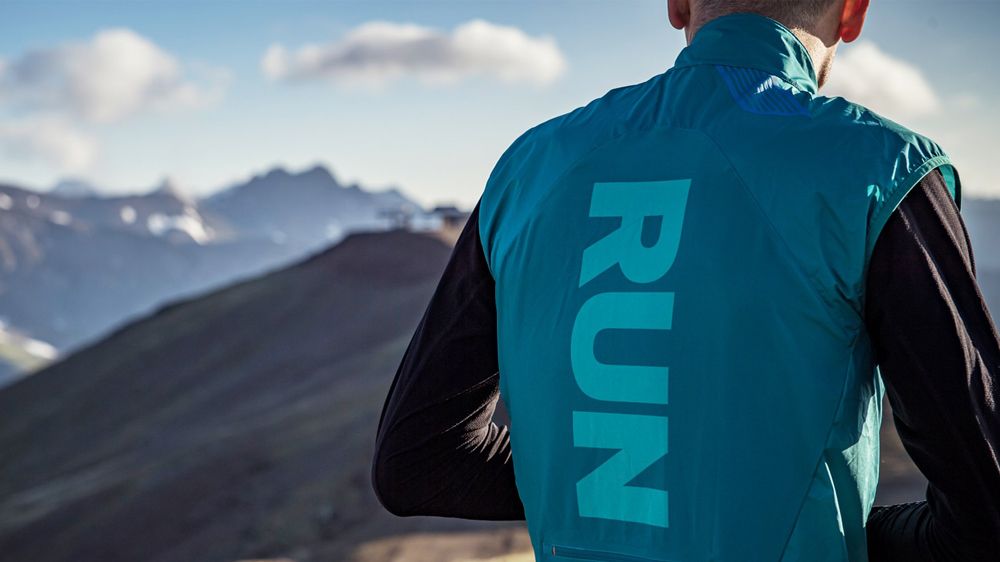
left=1, top=0, right=998, bottom=207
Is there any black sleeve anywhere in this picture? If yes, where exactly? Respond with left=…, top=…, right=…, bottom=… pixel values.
left=371, top=201, right=525, bottom=520
left=864, top=168, right=1000, bottom=561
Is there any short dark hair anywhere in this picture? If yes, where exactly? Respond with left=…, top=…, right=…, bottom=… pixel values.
left=697, top=0, right=839, bottom=28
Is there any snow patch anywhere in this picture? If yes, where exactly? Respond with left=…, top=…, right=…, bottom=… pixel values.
left=147, top=212, right=211, bottom=244
left=325, top=223, right=344, bottom=240
left=0, top=321, right=59, bottom=360
left=50, top=210, right=72, bottom=225
left=21, top=338, right=58, bottom=360
left=120, top=205, right=137, bottom=224
left=0, top=193, right=12, bottom=210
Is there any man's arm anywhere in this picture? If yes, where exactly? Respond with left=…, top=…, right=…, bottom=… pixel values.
left=864, top=168, right=1000, bottom=561
left=371, top=201, right=525, bottom=520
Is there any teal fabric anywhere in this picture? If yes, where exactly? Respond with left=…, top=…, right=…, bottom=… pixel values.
left=478, top=13, right=960, bottom=562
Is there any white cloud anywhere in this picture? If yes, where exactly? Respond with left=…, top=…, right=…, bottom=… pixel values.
left=950, top=93, right=981, bottom=110
left=0, top=116, right=98, bottom=172
left=824, top=41, right=940, bottom=120
left=261, top=19, right=567, bottom=88
left=0, top=28, right=226, bottom=123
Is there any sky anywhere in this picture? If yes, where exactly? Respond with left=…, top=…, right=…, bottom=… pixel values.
left=0, top=0, right=998, bottom=208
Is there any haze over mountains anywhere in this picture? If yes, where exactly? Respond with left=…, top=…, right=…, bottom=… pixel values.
left=0, top=165, right=422, bottom=367
left=962, top=198, right=1000, bottom=316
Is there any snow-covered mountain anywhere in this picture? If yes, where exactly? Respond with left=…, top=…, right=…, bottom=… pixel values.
left=0, top=165, right=422, bottom=358
left=49, top=179, right=99, bottom=199
left=203, top=165, right=417, bottom=252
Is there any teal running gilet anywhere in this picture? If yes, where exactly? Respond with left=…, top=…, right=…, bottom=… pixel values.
left=477, top=13, right=960, bottom=562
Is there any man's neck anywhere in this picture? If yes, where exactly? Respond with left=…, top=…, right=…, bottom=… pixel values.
left=686, top=14, right=837, bottom=89
left=790, top=27, right=836, bottom=89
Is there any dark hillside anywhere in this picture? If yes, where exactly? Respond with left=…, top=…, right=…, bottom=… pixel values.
left=0, top=229, right=524, bottom=562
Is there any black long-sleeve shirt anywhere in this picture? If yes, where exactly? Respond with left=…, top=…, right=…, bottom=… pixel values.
left=372, top=168, right=1000, bottom=560
left=864, top=170, right=1000, bottom=560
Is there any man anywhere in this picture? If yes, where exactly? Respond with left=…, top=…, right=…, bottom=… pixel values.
left=372, top=0, right=1000, bottom=560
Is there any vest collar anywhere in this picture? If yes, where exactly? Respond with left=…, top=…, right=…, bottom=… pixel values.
left=673, top=12, right=819, bottom=95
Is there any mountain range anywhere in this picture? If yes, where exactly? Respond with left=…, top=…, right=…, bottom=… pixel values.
left=0, top=165, right=421, bottom=362
left=962, top=197, right=1000, bottom=316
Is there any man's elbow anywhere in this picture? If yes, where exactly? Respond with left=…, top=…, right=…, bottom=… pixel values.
left=371, top=446, right=421, bottom=517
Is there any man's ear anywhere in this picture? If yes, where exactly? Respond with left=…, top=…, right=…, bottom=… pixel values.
left=668, top=0, right=691, bottom=31
left=839, top=0, right=870, bottom=43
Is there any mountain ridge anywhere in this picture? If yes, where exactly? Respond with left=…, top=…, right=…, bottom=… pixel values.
left=0, top=165, right=425, bottom=359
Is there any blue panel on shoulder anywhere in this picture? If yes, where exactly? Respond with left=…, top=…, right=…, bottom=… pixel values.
left=715, top=65, right=808, bottom=117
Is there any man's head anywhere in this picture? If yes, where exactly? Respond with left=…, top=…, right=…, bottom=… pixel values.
left=667, top=0, right=870, bottom=88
